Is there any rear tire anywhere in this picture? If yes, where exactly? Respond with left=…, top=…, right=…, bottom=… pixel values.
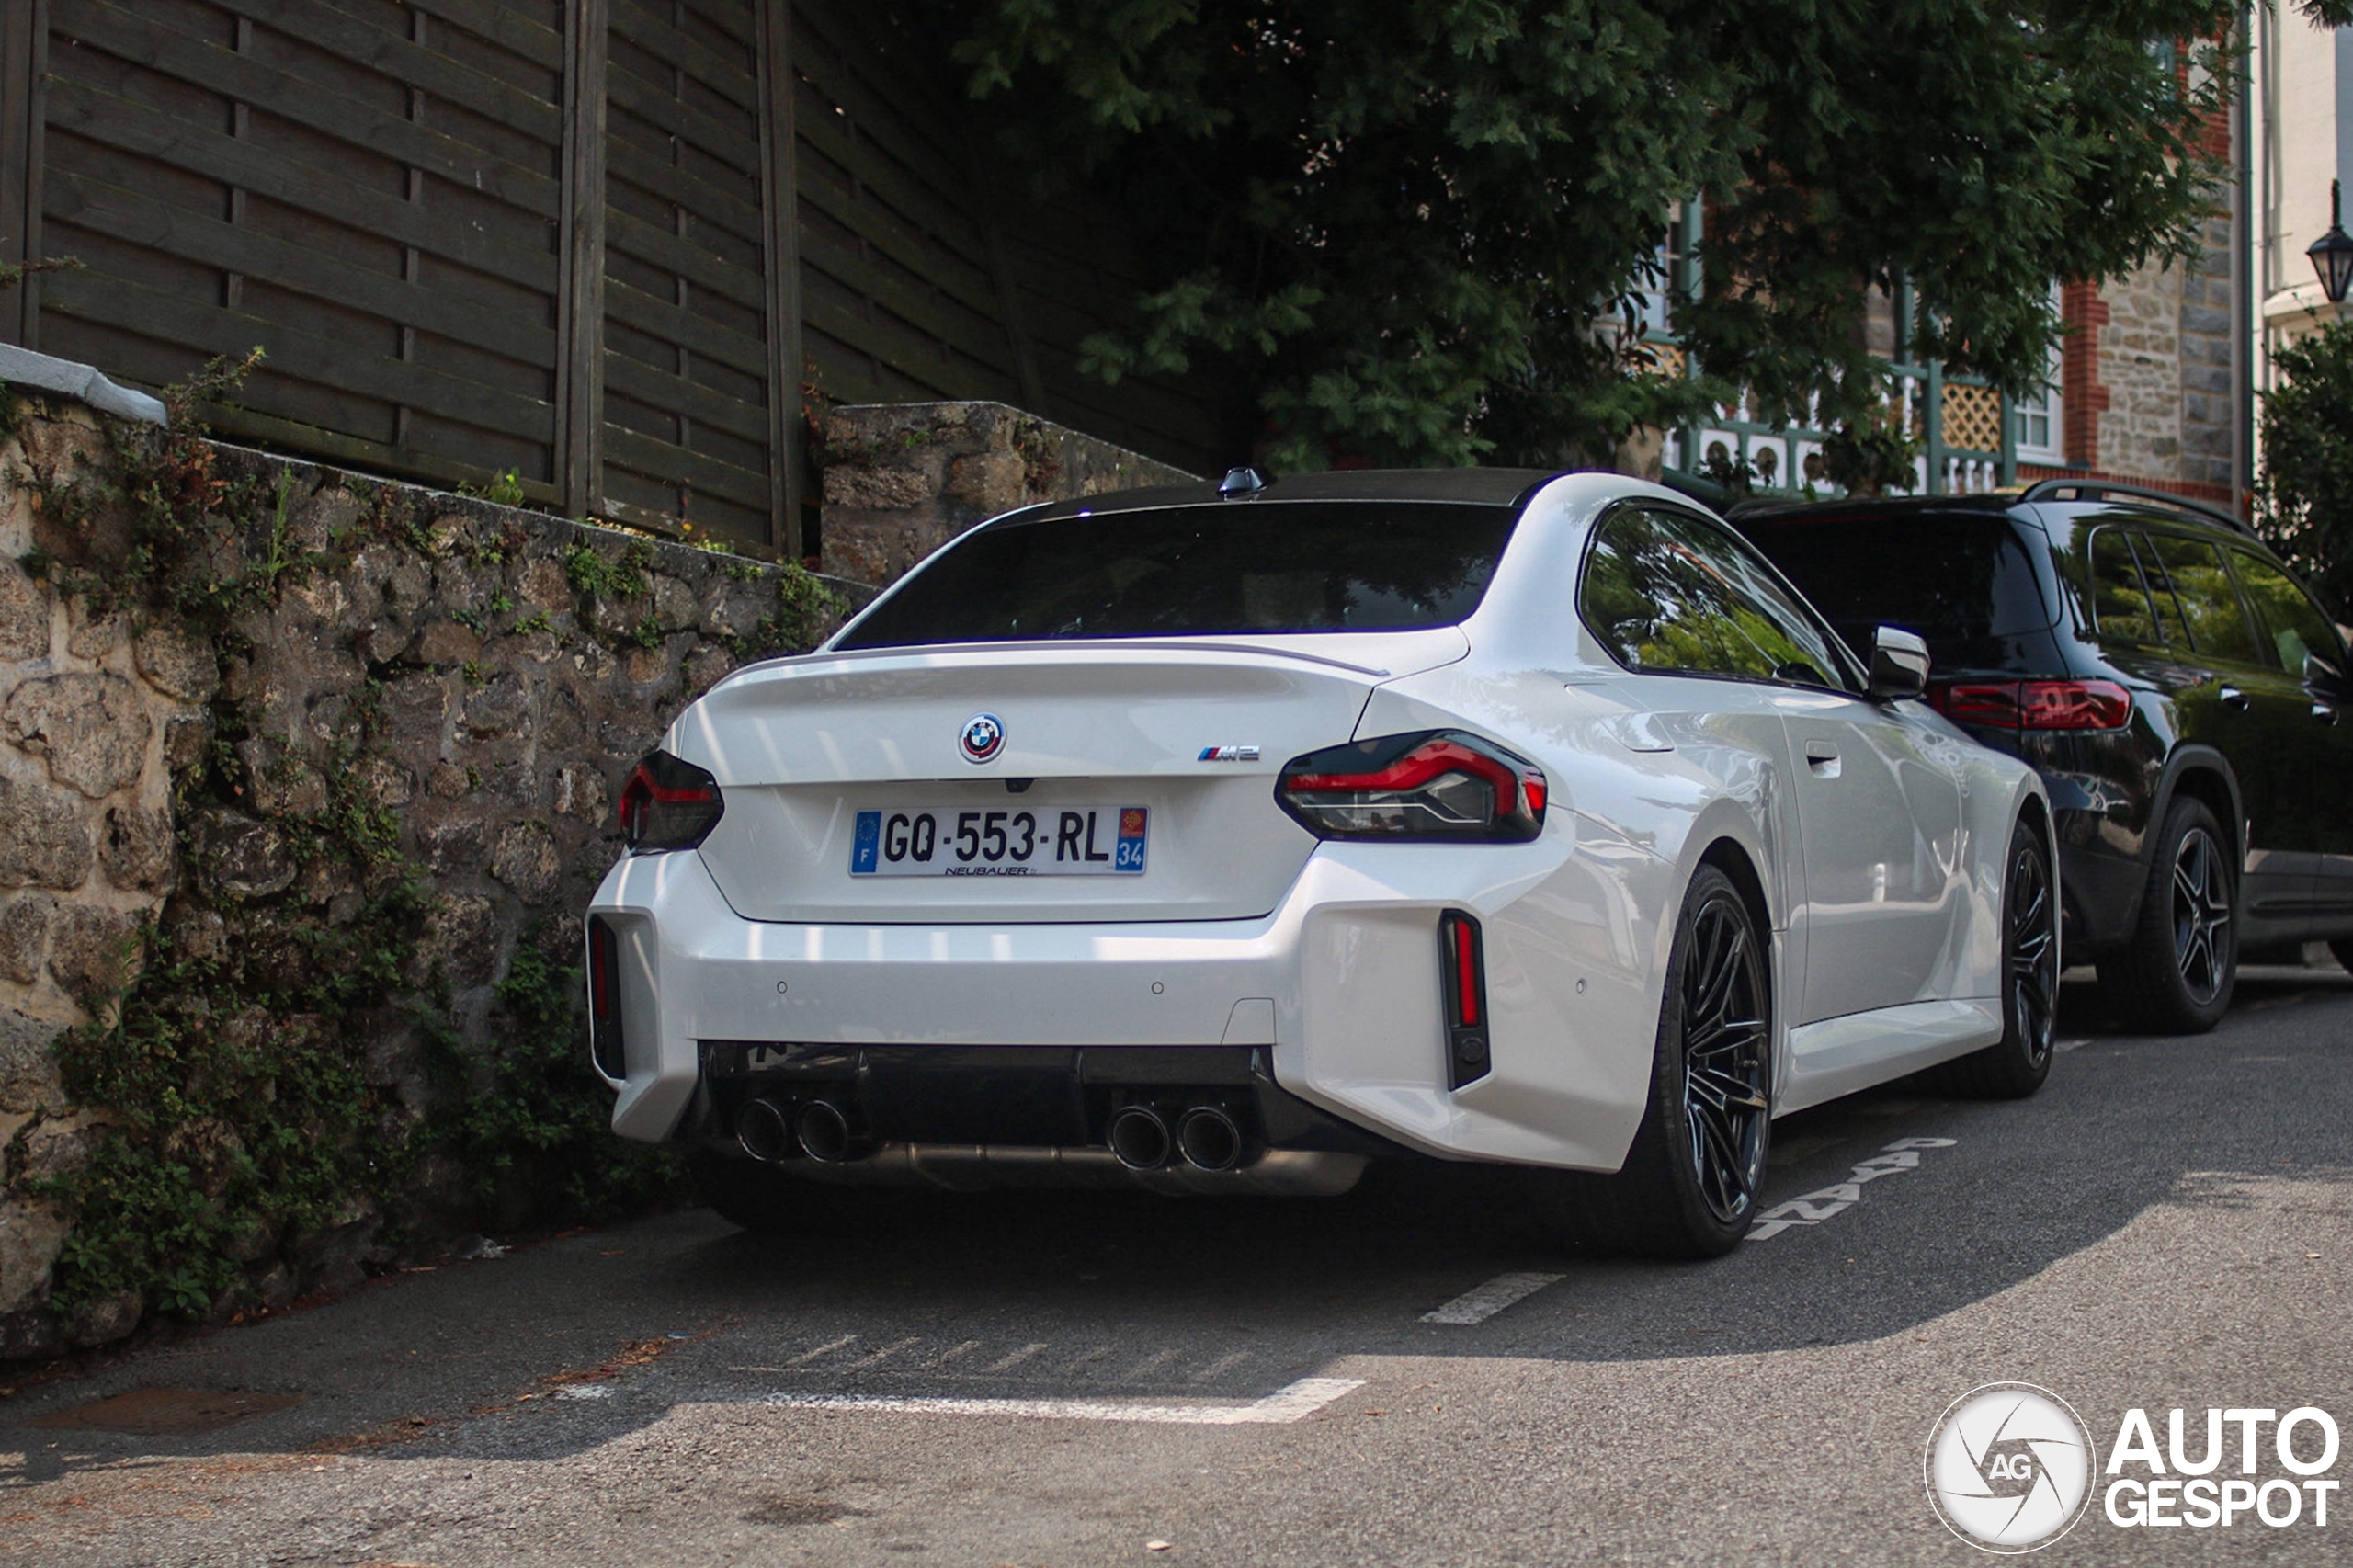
left=2097, top=797, right=2235, bottom=1035
left=1547, top=864, right=1771, bottom=1259
left=1925, top=819, right=2057, bottom=1098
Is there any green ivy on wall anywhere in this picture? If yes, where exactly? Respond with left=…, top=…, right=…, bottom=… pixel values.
left=5, top=356, right=830, bottom=1330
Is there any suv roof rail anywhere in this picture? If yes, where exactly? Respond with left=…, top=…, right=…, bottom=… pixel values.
left=2018, top=477, right=2251, bottom=535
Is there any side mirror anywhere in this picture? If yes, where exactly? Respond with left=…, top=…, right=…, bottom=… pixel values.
left=1870, top=626, right=1931, bottom=701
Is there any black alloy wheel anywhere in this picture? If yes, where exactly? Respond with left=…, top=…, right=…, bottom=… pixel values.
left=2169, top=824, right=2231, bottom=1006
left=1547, top=863, right=1770, bottom=1258
left=1679, top=890, right=1772, bottom=1225
left=2007, top=833, right=2060, bottom=1066
left=1929, top=821, right=2057, bottom=1098
left=2101, top=795, right=2236, bottom=1034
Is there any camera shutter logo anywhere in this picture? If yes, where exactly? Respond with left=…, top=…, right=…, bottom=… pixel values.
left=1925, top=1383, right=2097, bottom=1552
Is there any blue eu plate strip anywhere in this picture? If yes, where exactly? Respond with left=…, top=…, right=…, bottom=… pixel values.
left=850, top=810, right=881, bottom=874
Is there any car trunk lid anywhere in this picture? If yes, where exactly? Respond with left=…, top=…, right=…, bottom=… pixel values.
left=676, top=632, right=1465, bottom=924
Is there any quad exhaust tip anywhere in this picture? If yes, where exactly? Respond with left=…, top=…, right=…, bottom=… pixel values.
left=749, top=1096, right=1246, bottom=1173
left=1107, top=1105, right=1173, bottom=1171
left=736, top=1096, right=795, bottom=1164
left=1176, top=1106, right=1245, bottom=1173
left=795, top=1099, right=857, bottom=1164
left=1109, top=1103, right=1246, bottom=1173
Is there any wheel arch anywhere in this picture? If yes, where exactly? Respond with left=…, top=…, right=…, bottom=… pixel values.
left=2154, top=747, right=2243, bottom=869
left=1697, top=835, right=1773, bottom=960
left=1692, top=833, right=1780, bottom=1109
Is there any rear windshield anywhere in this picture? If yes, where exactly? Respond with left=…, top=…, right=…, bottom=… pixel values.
left=1735, top=514, right=2055, bottom=654
left=837, top=501, right=1519, bottom=649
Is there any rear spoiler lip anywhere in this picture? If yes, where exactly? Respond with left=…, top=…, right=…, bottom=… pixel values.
left=732, top=633, right=1480, bottom=681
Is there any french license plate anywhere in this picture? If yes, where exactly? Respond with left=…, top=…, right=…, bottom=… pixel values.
left=850, top=806, right=1147, bottom=877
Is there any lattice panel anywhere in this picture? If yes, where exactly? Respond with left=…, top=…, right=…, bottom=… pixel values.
left=1942, top=383, right=2003, bottom=454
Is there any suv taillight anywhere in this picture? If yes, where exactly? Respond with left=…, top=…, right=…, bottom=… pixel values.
left=1929, top=679, right=2132, bottom=732
left=618, top=750, right=725, bottom=851
left=1277, top=731, right=1547, bottom=842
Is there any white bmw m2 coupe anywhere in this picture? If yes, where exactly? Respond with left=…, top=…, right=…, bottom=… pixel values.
left=586, top=469, right=2056, bottom=1256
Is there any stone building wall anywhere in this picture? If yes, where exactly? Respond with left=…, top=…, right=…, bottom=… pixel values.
left=2177, top=213, right=2238, bottom=495
left=2043, top=208, right=2242, bottom=510
left=820, top=401, right=1198, bottom=587
left=0, top=386, right=860, bottom=1360
left=2094, top=262, right=2187, bottom=483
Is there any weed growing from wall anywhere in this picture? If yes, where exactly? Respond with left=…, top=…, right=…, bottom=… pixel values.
left=422, top=934, right=680, bottom=1221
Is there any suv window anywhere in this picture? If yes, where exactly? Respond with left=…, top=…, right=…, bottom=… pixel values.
left=2089, top=528, right=2161, bottom=646
left=1734, top=512, right=2053, bottom=655
left=2141, top=533, right=2263, bottom=664
left=2232, top=551, right=2345, bottom=676
left=1581, top=506, right=1854, bottom=688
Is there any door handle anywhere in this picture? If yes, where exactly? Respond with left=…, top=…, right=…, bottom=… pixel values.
left=2219, top=685, right=2250, bottom=710
left=1803, top=741, right=1840, bottom=777
left=2314, top=703, right=2340, bottom=726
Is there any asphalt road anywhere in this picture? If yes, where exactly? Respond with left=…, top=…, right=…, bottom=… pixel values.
left=5, top=965, right=2352, bottom=1566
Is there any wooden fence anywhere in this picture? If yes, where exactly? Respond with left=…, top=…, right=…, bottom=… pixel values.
left=0, top=0, right=1219, bottom=556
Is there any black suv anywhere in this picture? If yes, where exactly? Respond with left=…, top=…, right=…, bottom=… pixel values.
left=1734, top=480, right=2353, bottom=1033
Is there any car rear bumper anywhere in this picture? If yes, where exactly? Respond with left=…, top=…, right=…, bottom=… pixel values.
left=586, top=838, right=1663, bottom=1176
left=2053, top=825, right=2144, bottom=954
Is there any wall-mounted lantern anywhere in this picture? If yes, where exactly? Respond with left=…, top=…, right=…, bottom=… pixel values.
left=2310, top=179, right=2353, bottom=305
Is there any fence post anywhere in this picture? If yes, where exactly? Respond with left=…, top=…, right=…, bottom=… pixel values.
left=0, top=0, right=47, bottom=348
left=1675, top=197, right=1703, bottom=472
left=557, top=0, right=610, bottom=520
left=757, top=0, right=805, bottom=560
left=1922, top=358, right=1944, bottom=496
left=1997, top=392, right=2018, bottom=487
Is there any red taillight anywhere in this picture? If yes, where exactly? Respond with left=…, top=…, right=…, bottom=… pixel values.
left=587, top=916, right=625, bottom=1079
left=1438, top=911, right=1490, bottom=1088
left=618, top=750, right=725, bottom=850
left=1929, top=680, right=2131, bottom=732
left=1277, top=731, right=1548, bottom=842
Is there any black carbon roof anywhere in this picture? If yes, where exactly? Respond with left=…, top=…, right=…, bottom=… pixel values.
left=1014, top=466, right=1570, bottom=523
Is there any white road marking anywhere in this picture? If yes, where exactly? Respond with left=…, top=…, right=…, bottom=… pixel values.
left=840, top=1336, right=921, bottom=1369
left=1420, top=1270, right=1566, bottom=1324
left=756, top=1376, right=1365, bottom=1426
left=555, top=1383, right=614, bottom=1401
left=1125, top=1348, right=1180, bottom=1379
left=985, top=1343, right=1049, bottom=1372
left=786, top=1335, right=858, bottom=1366
left=1190, top=1351, right=1252, bottom=1381
left=923, top=1340, right=983, bottom=1368
left=1745, top=1136, right=1956, bottom=1242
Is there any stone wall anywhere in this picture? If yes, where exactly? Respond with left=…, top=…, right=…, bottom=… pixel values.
left=2177, top=213, right=2237, bottom=495
left=2046, top=214, right=2241, bottom=508
left=819, top=401, right=1198, bottom=587
left=0, top=385, right=859, bottom=1359
left=2095, top=259, right=2187, bottom=484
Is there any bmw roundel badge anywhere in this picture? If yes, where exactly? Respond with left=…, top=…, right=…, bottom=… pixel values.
left=959, top=712, right=1006, bottom=765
